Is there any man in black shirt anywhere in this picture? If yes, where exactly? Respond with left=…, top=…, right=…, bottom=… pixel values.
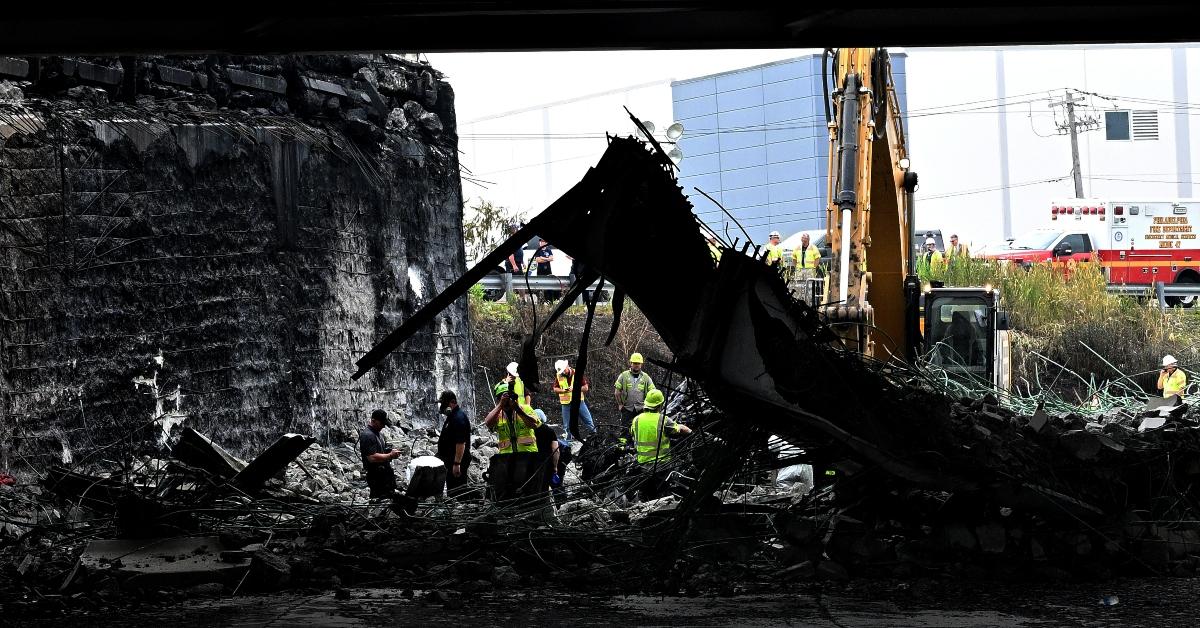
left=436, top=390, right=472, bottom=498
left=532, top=237, right=559, bottom=301
left=359, top=409, right=401, bottom=499
left=505, top=222, right=525, bottom=275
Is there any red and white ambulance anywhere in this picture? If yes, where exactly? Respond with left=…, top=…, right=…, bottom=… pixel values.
left=983, top=199, right=1200, bottom=299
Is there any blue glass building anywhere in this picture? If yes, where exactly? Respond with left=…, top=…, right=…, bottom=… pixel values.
left=672, top=53, right=907, bottom=246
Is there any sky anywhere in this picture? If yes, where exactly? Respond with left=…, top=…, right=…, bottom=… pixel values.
left=426, top=49, right=814, bottom=124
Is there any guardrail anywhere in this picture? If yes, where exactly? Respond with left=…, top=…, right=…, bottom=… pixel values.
left=1106, top=281, right=1200, bottom=310
left=478, top=273, right=616, bottom=304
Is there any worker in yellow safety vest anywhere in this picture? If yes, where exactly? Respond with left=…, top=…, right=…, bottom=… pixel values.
left=503, top=361, right=531, bottom=406
left=764, top=230, right=783, bottom=268
left=920, top=237, right=945, bottom=274
left=706, top=235, right=722, bottom=266
left=553, top=359, right=595, bottom=441
left=484, top=381, right=541, bottom=501
left=788, top=232, right=822, bottom=298
left=615, top=352, right=655, bottom=425
left=1158, top=354, right=1188, bottom=398
left=620, top=389, right=692, bottom=501
left=627, top=389, right=692, bottom=466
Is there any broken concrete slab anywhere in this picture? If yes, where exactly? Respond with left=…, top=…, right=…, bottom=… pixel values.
left=226, top=68, right=287, bottom=94
left=232, top=433, right=316, bottom=491
left=72, top=536, right=249, bottom=589
left=301, top=76, right=348, bottom=97
left=1138, top=417, right=1167, bottom=433
left=0, top=57, right=30, bottom=78
left=172, top=427, right=248, bottom=480
left=155, top=64, right=200, bottom=88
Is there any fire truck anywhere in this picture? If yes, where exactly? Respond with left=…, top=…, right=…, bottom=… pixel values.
left=983, top=199, right=1200, bottom=306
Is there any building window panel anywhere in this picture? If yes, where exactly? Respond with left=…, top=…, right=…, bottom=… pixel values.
left=674, top=95, right=718, bottom=121
left=721, top=164, right=768, bottom=190
left=716, top=85, right=765, bottom=113
left=673, top=78, right=716, bottom=101
left=1105, top=111, right=1130, bottom=141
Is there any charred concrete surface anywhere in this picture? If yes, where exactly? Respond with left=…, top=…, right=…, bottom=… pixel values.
left=0, top=54, right=470, bottom=465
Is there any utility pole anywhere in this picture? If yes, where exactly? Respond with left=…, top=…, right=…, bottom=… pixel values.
left=1049, top=89, right=1100, bottom=197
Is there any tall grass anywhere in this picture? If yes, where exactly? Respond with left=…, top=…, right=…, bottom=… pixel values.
left=924, top=258, right=1200, bottom=398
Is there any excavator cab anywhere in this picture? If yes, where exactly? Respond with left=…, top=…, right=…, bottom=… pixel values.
left=919, top=288, right=1011, bottom=390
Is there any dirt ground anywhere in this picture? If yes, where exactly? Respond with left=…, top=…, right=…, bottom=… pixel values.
left=10, top=577, right=1200, bottom=627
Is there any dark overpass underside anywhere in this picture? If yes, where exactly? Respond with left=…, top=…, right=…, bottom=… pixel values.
left=0, top=3, right=1196, bottom=55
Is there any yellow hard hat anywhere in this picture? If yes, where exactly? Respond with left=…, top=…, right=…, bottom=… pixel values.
left=644, top=389, right=665, bottom=408
left=630, top=353, right=644, bottom=364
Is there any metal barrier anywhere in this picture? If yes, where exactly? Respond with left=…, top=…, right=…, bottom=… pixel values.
left=1106, top=281, right=1200, bottom=310
left=477, top=273, right=616, bottom=304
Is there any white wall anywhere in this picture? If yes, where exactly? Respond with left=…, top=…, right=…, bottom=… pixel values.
left=458, top=81, right=675, bottom=220
left=906, top=44, right=1196, bottom=253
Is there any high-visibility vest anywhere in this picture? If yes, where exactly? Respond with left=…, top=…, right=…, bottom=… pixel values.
left=629, top=411, right=680, bottom=465
left=557, top=373, right=586, bottom=405
left=1164, top=370, right=1187, bottom=397
left=707, top=241, right=722, bottom=263
left=496, top=401, right=540, bottom=454
left=792, top=244, right=820, bottom=269
left=764, top=243, right=783, bottom=266
left=615, top=370, right=654, bottom=410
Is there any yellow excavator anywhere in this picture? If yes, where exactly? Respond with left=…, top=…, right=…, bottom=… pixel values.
left=820, top=48, right=1010, bottom=389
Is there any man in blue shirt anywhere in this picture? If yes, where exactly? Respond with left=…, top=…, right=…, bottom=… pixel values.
left=437, top=390, right=472, bottom=497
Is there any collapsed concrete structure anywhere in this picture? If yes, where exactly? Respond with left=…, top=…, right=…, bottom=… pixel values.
left=0, top=54, right=471, bottom=466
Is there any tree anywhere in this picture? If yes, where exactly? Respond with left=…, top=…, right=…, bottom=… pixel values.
left=463, top=199, right=523, bottom=265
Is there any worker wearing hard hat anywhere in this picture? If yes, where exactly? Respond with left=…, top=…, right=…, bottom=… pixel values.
left=1157, top=355, right=1187, bottom=399
left=621, top=389, right=692, bottom=500
left=615, top=352, right=656, bottom=426
left=921, top=237, right=945, bottom=273
left=706, top=234, right=722, bottom=266
left=553, top=358, right=594, bottom=441
left=789, top=232, right=822, bottom=296
left=484, top=379, right=542, bottom=502
left=502, top=361, right=531, bottom=406
left=764, top=231, right=784, bottom=268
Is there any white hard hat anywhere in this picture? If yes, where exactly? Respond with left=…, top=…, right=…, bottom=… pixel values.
left=554, top=359, right=568, bottom=375
left=925, top=237, right=936, bottom=245
left=769, top=230, right=781, bottom=238
left=1164, top=355, right=1179, bottom=367
left=506, top=362, right=520, bottom=377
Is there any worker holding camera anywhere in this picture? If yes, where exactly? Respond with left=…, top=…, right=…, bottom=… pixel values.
left=484, top=381, right=542, bottom=502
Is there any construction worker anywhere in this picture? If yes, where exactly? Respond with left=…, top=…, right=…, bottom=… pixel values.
left=503, top=361, right=531, bottom=406
left=1157, top=355, right=1187, bottom=398
left=484, top=382, right=542, bottom=502
left=921, top=237, right=945, bottom=273
left=764, top=230, right=783, bottom=268
left=789, top=232, right=822, bottom=298
left=623, top=389, right=691, bottom=500
left=947, top=233, right=970, bottom=260
left=706, top=235, right=722, bottom=265
left=615, top=352, right=655, bottom=426
left=553, top=359, right=594, bottom=441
